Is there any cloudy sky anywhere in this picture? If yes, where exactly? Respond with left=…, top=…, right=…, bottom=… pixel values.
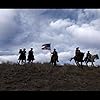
left=0, top=9, right=100, bottom=65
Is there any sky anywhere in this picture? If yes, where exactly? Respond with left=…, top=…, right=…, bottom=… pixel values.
left=0, top=9, right=100, bottom=65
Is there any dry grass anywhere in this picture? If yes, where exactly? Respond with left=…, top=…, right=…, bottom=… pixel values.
left=0, top=62, right=100, bottom=91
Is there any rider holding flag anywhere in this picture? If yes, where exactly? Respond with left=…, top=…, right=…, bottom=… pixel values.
left=51, top=48, right=59, bottom=62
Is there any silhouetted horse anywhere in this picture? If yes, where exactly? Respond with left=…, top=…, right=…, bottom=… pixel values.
left=18, top=51, right=26, bottom=64
left=27, top=54, right=35, bottom=63
left=50, top=55, right=58, bottom=66
left=84, top=54, right=99, bottom=66
left=70, top=52, right=84, bottom=67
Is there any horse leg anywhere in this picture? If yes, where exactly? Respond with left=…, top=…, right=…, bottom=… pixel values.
left=50, top=60, right=53, bottom=65
left=86, top=61, right=88, bottom=67
left=91, top=61, right=94, bottom=67
left=22, top=60, right=24, bottom=64
left=22, top=59, right=25, bottom=64
left=80, top=62, right=84, bottom=69
left=28, top=59, right=30, bottom=64
left=81, top=62, right=82, bottom=66
left=54, top=61, right=56, bottom=66
left=18, top=60, right=20, bottom=64
left=77, top=63, right=80, bottom=67
left=51, top=61, right=53, bottom=65
left=31, top=60, right=33, bottom=63
left=19, top=60, right=21, bottom=64
left=86, top=62, right=88, bottom=66
left=25, top=59, right=26, bottom=63
left=31, top=60, right=32, bottom=63
left=75, top=61, right=79, bottom=67
left=84, top=59, right=88, bottom=67
left=70, top=57, right=73, bottom=61
left=32, top=59, right=34, bottom=63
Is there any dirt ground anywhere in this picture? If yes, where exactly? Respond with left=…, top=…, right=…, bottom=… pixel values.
left=0, top=62, right=100, bottom=91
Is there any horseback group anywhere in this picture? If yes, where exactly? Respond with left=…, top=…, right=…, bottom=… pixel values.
left=18, top=48, right=35, bottom=64
left=18, top=46, right=99, bottom=67
left=18, top=47, right=59, bottom=65
left=70, top=47, right=99, bottom=67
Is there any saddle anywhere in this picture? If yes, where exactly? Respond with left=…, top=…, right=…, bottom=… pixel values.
left=75, top=52, right=84, bottom=61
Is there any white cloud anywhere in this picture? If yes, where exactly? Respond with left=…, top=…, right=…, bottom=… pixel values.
left=66, top=22, right=100, bottom=49
left=0, top=9, right=16, bottom=37
left=0, top=55, right=18, bottom=63
left=50, top=19, right=73, bottom=29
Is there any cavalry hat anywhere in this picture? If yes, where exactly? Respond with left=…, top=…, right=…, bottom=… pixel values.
left=76, top=47, right=79, bottom=49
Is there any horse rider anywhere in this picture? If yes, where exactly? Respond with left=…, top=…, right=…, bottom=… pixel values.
left=75, top=47, right=80, bottom=57
left=27, top=48, right=35, bottom=61
left=22, top=48, right=26, bottom=61
left=18, top=48, right=23, bottom=60
left=51, top=48, right=59, bottom=62
left=86, top=51, right=92, bottom=61
left=23, top=48, right=26, bottom=55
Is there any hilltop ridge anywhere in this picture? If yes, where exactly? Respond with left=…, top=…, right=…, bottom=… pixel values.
left=0, top=62, right=100, bottom=91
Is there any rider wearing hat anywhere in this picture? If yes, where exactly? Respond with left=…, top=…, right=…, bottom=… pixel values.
left=86, top=51, right=91, bottom=61
left=27, top=48, right=35, bottom=62
left=51, top=48, right=59, bottom=62
left=75, top=47, right=80, bottom=57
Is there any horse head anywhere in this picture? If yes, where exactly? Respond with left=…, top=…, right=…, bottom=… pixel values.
left=95, top=54, right=99, bottom=59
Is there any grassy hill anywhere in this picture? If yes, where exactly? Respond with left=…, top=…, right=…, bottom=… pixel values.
left=0, top=62, right=100, bottom=91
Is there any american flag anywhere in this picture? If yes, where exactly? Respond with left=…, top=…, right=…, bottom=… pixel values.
left=41, top=43, right=51, bottom=50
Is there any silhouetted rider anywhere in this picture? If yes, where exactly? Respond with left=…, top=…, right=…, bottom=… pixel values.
left=22, top=48, right=26, bottom=62
left=18, top=48, right=23, bottom=60
left=86, top=51, right=92, bottom=61
left=28, top=48, right=34, bottom=61
left=23, top=48, right=26, bottom=56
left=51, top=48, right=59, bottom=62
left=75, top=47, right=80, bottom=57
